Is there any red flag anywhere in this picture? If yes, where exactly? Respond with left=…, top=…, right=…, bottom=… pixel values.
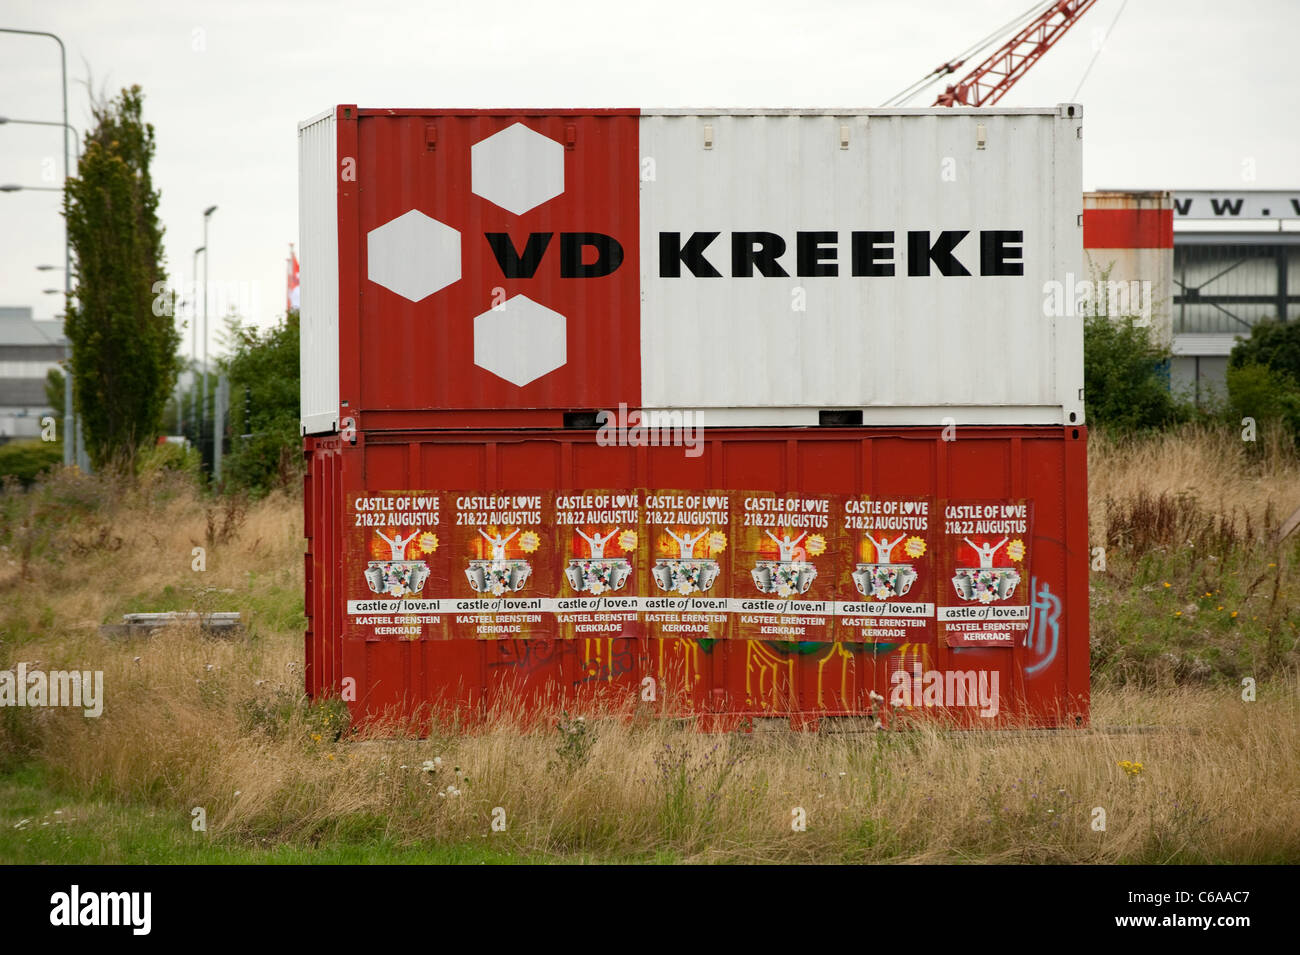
left=287, top=243, right=300, bottom=312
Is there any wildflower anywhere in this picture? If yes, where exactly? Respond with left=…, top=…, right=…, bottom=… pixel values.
left=1162, top=582, right=1170, bottom=588
left=234, top=790, right=241, bottom=797
left=1174, top=611, right=1182, bottom=617
left=421, top=760, right=437, bottom=773
left=1216, top=606, right=1223, bottom=611
left=868, top=690, right=884, bottom=703
left=311, top=733, right=322, bottom=743
left=326, top=753, right=335, bottom=761
left=1231, top=611, right=1238, bottom=618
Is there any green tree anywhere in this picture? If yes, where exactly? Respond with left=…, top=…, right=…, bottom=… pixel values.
left=63, top=85, right=180, bottom=468
left=220, top=310, right=301, bottom=495
left=1228, top=319, right=1300, bottom=379
left=1083, top=313, right=1186, bottom=432
left=44, top=367, right=65, bottom=420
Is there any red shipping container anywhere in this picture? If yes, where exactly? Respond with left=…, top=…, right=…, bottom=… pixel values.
left=298, top=105, right=1089, bottom=730
left=303, top=426, right=1089, bottom=730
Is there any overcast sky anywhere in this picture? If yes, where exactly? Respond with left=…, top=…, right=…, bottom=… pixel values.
left=1, top=0, right=1297, bottom=355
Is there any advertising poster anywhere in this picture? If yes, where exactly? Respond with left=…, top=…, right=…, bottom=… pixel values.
left=554, top=490, right=644, bottom=639
left=732, top=491, right=842, bottom=641
left=643, top=490, right=731, bottom=640
left=345, top=491, right=450, bottom=641
left=938, top=499, right=1033, bottom=648
left=448, top=492, right=555, bottom=639
left=834, top=495, right=936, bottom=644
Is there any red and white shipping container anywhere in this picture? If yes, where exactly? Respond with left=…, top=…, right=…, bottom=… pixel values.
left=299, top=105, right=1090, bottom=730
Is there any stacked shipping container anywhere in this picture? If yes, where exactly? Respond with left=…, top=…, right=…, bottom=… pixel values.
left=300, top=105, right=1089, bottom=729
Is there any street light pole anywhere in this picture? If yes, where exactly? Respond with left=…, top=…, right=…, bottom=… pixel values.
left=191, top=245, right=205, bottom=442
left=0, top=117, right=81, bottom=160
left=0, top=28, right=73, bottom=467
left=200, top=206, right=216, bottom=470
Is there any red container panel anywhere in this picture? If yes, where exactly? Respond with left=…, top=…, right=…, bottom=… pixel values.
left=303, top=426, right=1089, bottom=730
left=345, top=109, right=641, bottom=426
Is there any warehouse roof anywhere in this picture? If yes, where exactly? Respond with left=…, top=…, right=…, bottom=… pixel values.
left=0, top=307, right=66, bottom=347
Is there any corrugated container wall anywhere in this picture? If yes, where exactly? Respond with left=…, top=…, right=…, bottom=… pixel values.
left=300, top=106, right=1085, bottom=432
left=298, top=106, right=1090, bottom=730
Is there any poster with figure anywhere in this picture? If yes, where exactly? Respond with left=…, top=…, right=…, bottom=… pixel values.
left=939, top=500, right=1033, bottom=647
left=732, top=492, right=842, bottom=641
left=834, top=495, right=936, bottom=644
left=643, top=490, right=731, bottom=640
left=345, top=492, right=450, bottom=640
left=449, top=492, right=555, bottom=639
left=554, top=490, right=643, bottom=640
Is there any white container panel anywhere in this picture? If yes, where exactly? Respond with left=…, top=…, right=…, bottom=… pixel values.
left=638, top=107, right=1083, bottom=423
left=298, top=110, right=339, bottom=435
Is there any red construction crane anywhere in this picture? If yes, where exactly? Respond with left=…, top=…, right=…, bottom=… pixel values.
left=883, top=0, right=1102, bottom=108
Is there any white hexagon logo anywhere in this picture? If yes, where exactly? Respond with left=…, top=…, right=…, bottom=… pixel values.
left=471, top=123, right=564, bottom=215
left=367, top=210, right=461, bottom=302
left=474, top=294, right=566, bottom=387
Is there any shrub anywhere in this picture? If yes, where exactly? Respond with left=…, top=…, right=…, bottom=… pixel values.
left=1083, top=314, right=1188, bottom=432
left=1228, top=319, right=1300, bottom=379
left=220, top=311, right=301, bottom=497
left=136, top=440, right=201, bottom=479
left=0, top=439, right=63, bottom=487
left=1225, top=362, right=1300, bottom=441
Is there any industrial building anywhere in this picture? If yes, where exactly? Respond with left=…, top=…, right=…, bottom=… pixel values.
left=1083, top=189, right=1300, bottom=405
left=0, top=305, right=65, bottom=441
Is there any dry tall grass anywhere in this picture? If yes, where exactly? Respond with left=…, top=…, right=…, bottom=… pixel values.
left=1088, top=421, right=1300, bottom=541
left=0, top=429, right=1297, bottom=862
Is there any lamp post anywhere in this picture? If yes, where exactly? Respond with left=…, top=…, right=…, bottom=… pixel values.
left=0, top=117, right=81, bottom=158
left=200, top=206, right=216, bottom=470
left=0, top=28, right=73, bottom=467
left=191, top=245, right=205, bottom=442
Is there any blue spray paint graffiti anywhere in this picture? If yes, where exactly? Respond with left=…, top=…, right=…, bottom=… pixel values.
left=1024, top=576, right=1060, bottom=676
